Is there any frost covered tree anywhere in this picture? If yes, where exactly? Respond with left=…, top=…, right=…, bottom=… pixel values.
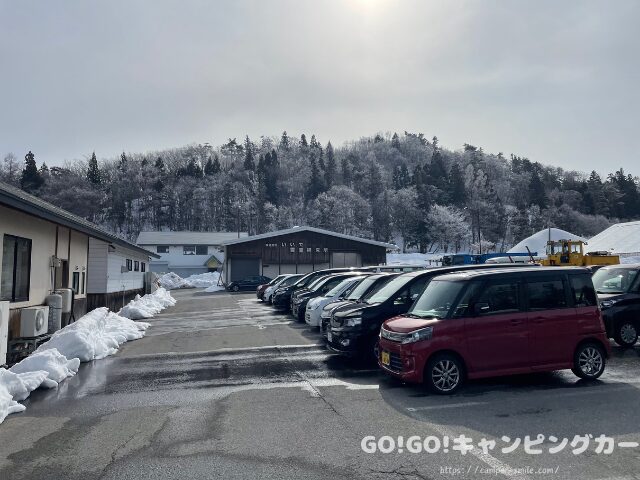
left=20, top=151, right=44, bottom=193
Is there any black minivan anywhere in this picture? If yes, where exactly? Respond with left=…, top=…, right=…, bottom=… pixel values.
left=327, top=263, right=540, bottom=360
left=593, top=264, right=640, bottom=346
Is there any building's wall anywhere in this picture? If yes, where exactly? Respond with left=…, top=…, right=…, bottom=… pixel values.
left=144, top=244, right=224, bottom=273
left=87, top=237, right=108, bottom=293
left=0, top=204, right=90, bottom=337
left=106, top=246, right=149, bottom=294
left=223, top=231, right=386, bottom=283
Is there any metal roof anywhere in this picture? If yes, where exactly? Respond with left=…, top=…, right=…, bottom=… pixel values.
left=221, top=226, right=398, bottom=250
left=137, top=231, right=247, bottom=245
left=0, top=181, right=160, bottom=258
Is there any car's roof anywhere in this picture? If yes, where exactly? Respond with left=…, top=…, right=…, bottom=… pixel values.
left=433, top=266, right=590, bottom=282
left=597, top=264, right=640, bottom=270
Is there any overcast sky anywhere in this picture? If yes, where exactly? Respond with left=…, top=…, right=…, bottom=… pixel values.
left=1, top=0, right=638, bottom=173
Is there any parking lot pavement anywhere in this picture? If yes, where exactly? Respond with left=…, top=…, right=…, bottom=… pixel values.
left=2, top=290, right=640, bottom=480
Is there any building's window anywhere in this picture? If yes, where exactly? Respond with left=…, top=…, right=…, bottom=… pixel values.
left=81, top=272, right=85, bottom=294
left=141, top=262, right=146, bottom=273
left=183, top=246, right=196, bottom=255
left=72, top=272, right=80, bottom=294
left=134, top=261, right=140, bottom=271
left=1, top=234, right=32, bottom=302
left=196, top=245, right=208, bottom=255
left=126, top=259, right=133, bottom=271
left=157, top=245, right=169, bottom=254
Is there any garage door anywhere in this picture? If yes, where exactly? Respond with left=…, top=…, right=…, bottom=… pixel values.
left=330, top=252, right=362, bottom=268
left=229, top=257, right=260, bottom=281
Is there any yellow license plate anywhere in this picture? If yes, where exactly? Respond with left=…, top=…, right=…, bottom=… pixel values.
left=381, top=351, right=390, bottom=365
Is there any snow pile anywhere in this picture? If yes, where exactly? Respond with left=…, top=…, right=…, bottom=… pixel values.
left=118, top=288, right=176, bottom=320
left=586, top=221, right=640, bottom=255
left=386, top=252, right=442, bottom=266
left=158, top=271, right=221, bottom=289
left=204, top=283, right=225, bottom=293
left=508, top=228, right=586, bottom=256
left=158, top=272, right=192, bottom=289
left=0, top=304, right=155, bottom=424
left=621, top=256, right=640, bottom=265
left=183, top=272, right=221, bottom=288
left=10, top=349, right=80, bottom=388
left=36, top=308, right=149, bottom=362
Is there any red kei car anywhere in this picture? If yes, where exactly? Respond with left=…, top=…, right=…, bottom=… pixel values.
left=378, top=267, right=611, bottom=394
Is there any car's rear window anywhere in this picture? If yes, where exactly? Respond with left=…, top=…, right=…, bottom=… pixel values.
left=570, top=274, right=598, bottom=307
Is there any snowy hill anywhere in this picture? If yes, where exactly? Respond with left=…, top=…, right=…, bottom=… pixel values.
left=508, top=228, right=585, bottom=256
left=585, top=221, right=640, bottom=256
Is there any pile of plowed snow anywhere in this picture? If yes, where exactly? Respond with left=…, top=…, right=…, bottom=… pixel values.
left=158, top=271, right=222, bottom=290
left=0, top=288, right=175, bottom=424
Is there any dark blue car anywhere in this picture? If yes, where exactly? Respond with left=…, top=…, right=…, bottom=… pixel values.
left=226, top=275, right=272, bottom=292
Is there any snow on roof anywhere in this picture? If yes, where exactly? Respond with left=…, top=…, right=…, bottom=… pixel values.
left=507, top=228, right=586, bottom=255
left=137, top=231, right=247, bottom=245
left=586, top=221, right=640, bottom=255
left=221, top=226, right=398, bottom=250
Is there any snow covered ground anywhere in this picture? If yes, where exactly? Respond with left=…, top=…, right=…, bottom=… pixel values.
left=0, top=288, right=176, bottom=424
left=158, top=271, right=225, bottom=292
left=386, top=252, right=442, bottom=266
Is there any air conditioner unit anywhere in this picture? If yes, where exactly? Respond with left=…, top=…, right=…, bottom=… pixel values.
left=0, top=301, right=9, bottom=366
left=20, top=306, right=49, bottom=337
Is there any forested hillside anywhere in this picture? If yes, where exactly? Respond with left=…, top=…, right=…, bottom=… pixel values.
left=2, top=132, right=639, bottom=253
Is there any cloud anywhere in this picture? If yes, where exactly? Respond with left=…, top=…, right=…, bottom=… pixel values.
left=0, top=0, right=638, bottom=174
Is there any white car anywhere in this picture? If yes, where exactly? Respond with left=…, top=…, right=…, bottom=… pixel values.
left=264, top=274, right=301, bottom=303
left=305, top=276, right=366, bottom=327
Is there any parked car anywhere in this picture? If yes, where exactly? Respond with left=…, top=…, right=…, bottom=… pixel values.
left=264, top=274, right=303, bottom=304
left=271, top=267, right=367, bottom=310
left=319, top=273, right=398, bottom=336
left=378, top=267, right=610, bottom=394
left=291, top=273, right=365, bottom=321
left=593, top=264, right=640, bottom=346
left=305, top=276, right=367, bottom=327
left=327, top=264, right=541, bottom=360
left=256, top=275, right=289, bottom=300
left=226, top=275, right=272, bottom=292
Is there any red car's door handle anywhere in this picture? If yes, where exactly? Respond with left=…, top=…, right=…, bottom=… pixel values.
left=531, top=317, right=545, bottom=324
left=510, top=319, right=523, bottom=326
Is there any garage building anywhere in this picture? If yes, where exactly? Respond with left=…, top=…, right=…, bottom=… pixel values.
left=221, top=226, right=397, bottom=283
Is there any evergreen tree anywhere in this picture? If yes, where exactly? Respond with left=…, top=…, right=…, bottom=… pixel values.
left=279, top=131, right=290, bottom=151
left=300, top=133, right=308, bottom=148
left=448, top=163, right=466, bottom=206
left=20, top=151, right=44, bottom=193
left=528, top=171, right=547, bottom=208
left=341, top=157, right=351, bottom=187
left=306, top=152, right=324, bottom=200
left=204, top=157, right=216, bottom=176
left=324, top=142, right=336, bottom=188
left=87, top=151, right=102, bottom=185
left=118, top=151, right=128, bottom=171
left=391, top=132, right=400, bottom=149
left=310, top=134, right=319, bottom=150
left=243, top=136, right=255, bottom=171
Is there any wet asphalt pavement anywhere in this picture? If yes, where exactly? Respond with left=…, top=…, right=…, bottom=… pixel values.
left=2, top=289, right=640, bottom=480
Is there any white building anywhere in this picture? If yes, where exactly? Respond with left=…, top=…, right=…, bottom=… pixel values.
left=86, top=238, right=159, bottom=311
left=136, top=231, right=246, bottom=277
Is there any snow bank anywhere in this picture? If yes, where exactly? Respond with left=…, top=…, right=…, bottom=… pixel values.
left=36, top=308, right=149, bottom=362
left=621, top=256, right=640, bottom=265
left=586, top=221, right=640, bottom=255
left=158, top=271, right=221, bottom=289
left=0, top=284, right=178, bottom=424
left=10, top=349, right=80, bottom=388
left=118, top=288, right=176, bottom=320
left=508, top=228, right=586, bottom=256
